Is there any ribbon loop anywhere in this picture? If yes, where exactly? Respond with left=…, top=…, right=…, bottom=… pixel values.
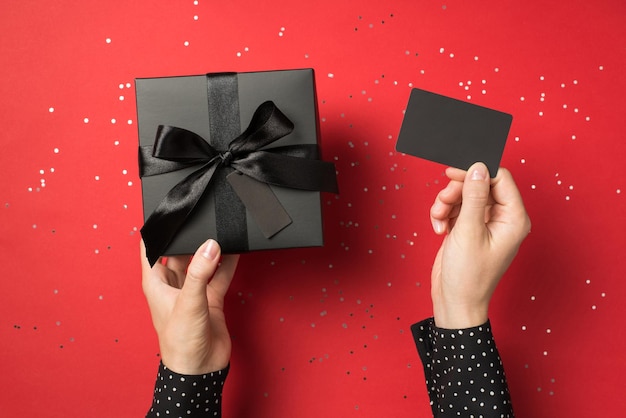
left=154, top=125, right=219, bottom=162
left=229, top=101, right=295, bottom=153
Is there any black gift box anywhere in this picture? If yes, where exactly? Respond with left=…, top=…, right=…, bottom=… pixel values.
left=136, top=69, right=337, bottom=265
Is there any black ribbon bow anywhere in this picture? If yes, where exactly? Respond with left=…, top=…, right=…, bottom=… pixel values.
left=139, top=101, right=338, bottom=266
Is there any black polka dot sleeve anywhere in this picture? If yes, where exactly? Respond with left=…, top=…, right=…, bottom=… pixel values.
left=411, top=318, right=514, bottom=418
left=146, top=361, right=228, bottom=418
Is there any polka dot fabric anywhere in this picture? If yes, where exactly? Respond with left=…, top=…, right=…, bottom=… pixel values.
left=147, top=362, right=228, bottom=418
left=412, top=319, right=513, bottom=418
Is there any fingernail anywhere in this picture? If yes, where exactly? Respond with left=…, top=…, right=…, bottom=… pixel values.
left=471, top=164, right=488, bottom=181
left=432, top=219, right=445, bottom=234
left=202, top=239, right=219, bottom=260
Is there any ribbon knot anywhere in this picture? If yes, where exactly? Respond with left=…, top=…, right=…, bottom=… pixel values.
left=139, top=101, right=338, bottom=266
left=219, top=151, right=234, bottom=166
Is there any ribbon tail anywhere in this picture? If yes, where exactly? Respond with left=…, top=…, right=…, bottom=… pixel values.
left=141, top=162, right=219, bottom=266
left=226, top=172, right=293, bottom=238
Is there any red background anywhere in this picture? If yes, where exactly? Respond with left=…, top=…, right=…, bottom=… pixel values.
left=1, top=1, right=624, bottom=417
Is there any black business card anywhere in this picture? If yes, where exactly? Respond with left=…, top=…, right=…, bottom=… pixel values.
left=396, top=88, right=512, bottom=177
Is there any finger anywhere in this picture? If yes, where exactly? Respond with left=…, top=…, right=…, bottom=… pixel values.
left=445, top=166, right=468, bottom=182
left=436, top=180, right=464, bottom=205
left=166, top=255, right=192, bottom=287
left=448, top=205, right=461, bottom=222
left=140, top=240, right=162, bottom=285
left=433, top=178, right=496, bottom=211
left=140, top=239, right=154, bottom=277
left=456, top=162, right=491, bottom=232
left=208, top=254, right=240, bottom=298
left=489, top=168, right=532, bottom=235
left=140, top=239, right=172, bottom=298
left=180, top=239, right=221, bottom=302
left=490, top=168, right=525, bottom=208
left=446, top=165, right=498, bottom=183
left=430, top=180, right=463, bottom=234
left=166, top=255, right=192, bottom=272
left=430, top=181, right=462, bottom=219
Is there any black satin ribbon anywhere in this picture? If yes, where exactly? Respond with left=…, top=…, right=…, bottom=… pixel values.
left=139, top=101, right=338, bottom=266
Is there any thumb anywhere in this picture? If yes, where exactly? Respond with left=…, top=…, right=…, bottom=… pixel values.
left=457, top=162, right=491, bottom=231
left=181, top=239, right=221, bottom=302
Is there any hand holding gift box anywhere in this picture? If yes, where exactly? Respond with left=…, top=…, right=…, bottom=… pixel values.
left=136, top=70, right=338, bottom=266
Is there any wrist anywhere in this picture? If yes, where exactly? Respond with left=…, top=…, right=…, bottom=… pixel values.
left=432, top=301, right=489, bottom=329
left=159, top=341, right=229, bottom=375
left=160, top=352, right=210, bottom=375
